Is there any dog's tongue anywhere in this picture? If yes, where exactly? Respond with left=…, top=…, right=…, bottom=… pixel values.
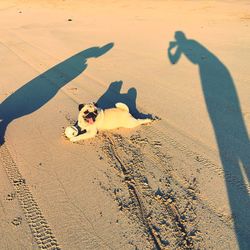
left=87, top=118, right=94, bottom=124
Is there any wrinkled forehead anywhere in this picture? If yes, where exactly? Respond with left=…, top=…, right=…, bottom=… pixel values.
left=82, top=103, right=96, bottom=111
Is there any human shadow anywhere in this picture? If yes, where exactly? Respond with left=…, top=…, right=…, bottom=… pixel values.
left=96, top=80, right=152, bottom=119
left=0, top=43, right=114, bottom=145
left=168, top=31, right=250, bottom=249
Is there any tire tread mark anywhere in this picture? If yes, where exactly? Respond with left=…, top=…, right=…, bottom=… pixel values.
left=129, top=131, right=236, bottom=229
left=105, top=135, right=162, bottom=250
left=102, top=134, right=200, bottom=249
left=0, top=144, right=61, bottom=250
left=143, top=126, right=249, bottom=192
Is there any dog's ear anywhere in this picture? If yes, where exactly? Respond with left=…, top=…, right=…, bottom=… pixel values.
left=78, top=103, right=85, bottom=111
left=93, top=102, right=98, bottom=108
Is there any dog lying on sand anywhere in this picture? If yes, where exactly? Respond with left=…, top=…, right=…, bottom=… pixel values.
left=65, top=102, right=152, bottom=142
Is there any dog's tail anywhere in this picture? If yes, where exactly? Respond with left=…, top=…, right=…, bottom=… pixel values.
left=115, top=102, right=129, bottom=112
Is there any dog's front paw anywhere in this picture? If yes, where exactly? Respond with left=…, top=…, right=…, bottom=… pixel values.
left=65, top=126, right=79, bottom=139
left=70, top=137, right=78, bottom=143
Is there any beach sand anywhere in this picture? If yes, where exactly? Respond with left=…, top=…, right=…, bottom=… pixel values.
left=0, top=0, right=249, bottom=249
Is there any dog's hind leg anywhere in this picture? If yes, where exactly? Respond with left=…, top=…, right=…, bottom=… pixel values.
left=124, top=118, right=152, bottom=129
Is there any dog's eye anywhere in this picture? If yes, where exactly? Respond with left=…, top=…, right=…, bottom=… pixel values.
left=84, top=110, right=89, bottom=115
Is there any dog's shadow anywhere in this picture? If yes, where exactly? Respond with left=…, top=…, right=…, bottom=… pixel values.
left=96, top=81, right=152, bottom=119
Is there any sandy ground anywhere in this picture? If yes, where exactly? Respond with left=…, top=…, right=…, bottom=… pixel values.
left=0, top=0, right=250, bottom=249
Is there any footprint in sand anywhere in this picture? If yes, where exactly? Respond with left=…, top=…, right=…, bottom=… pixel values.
left=12, top=216, right=22, bottom=226
left=6, top=192, right=16, bottom=201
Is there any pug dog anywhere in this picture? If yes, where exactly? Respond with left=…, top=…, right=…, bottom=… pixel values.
left=65, top=102, right=152, bottom=142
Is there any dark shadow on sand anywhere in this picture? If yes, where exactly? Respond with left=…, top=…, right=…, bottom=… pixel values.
left=168, top=31, right=250, bottom=249
left=97, top=80, right=152, bottom=119
left=0, top=43, right=114, bottom=145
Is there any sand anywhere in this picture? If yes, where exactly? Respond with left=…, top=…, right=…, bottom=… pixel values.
left=0, top=0, right=250, bottom=249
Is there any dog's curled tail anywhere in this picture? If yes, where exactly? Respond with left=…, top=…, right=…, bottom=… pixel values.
left=115, top=103, right=129, bottom=112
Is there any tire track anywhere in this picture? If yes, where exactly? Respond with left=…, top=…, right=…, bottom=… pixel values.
left=132, top=129, right=250, bottom=243
left=101, top=133, right=200, bottom=249
left=129, top=131, right=237, bottom=230
left=103, top=134, right=162, bottom=250
left=143, top=125, right=250, bottom=193
left=0, top=144, right=60, bottom=250
left=113, top=134, right=200, bottom=249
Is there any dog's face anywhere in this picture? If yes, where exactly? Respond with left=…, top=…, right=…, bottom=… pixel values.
left=78, top=103, right=99, bottom=125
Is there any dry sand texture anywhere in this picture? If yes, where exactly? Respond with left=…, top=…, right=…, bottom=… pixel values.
left=0, top=0, right=250, bottom=249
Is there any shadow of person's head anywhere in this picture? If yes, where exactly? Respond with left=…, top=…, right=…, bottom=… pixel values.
left=175, top=31, right=187, bottom=43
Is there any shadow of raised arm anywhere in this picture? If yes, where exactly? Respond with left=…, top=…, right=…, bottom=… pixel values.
left=0, top=42, right=114, bottom=145
left=168, top=41, right=182, bottom=64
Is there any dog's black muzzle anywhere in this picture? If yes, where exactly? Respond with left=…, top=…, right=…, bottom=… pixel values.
left=83, top=110, right=98, bottom=122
